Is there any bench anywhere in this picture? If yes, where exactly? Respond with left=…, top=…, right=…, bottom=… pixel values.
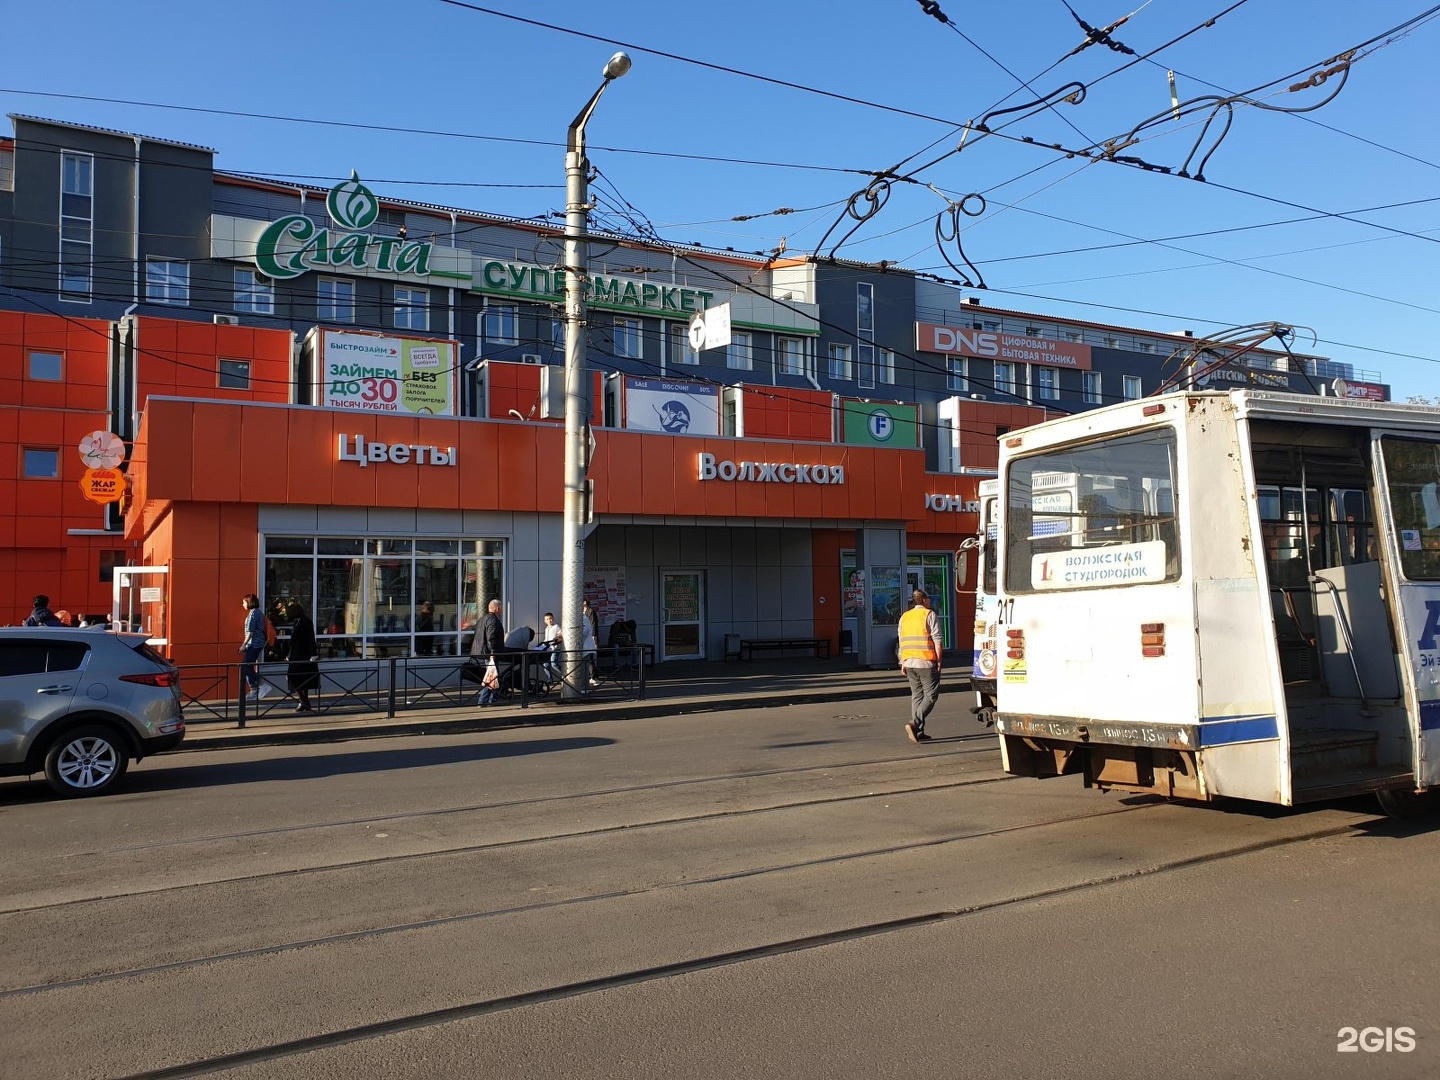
left=739, top=637, right=831, bottom=661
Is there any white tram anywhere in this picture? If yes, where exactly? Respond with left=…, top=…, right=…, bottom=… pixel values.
left=992, top=389, right=1440, bottom=815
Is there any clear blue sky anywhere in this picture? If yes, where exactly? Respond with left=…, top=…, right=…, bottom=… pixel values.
left=5, top=1, right=1438, bottom=398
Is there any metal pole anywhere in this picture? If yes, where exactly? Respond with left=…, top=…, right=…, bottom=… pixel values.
left=561, top=52, right=630, bottom=702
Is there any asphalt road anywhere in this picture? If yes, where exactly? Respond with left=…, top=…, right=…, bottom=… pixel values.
left=1, top=699, right=1437, bottom=1080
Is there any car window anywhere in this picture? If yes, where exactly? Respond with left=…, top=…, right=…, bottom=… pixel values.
left=0, top=641, right=90, bottom=677
left=132, top=641, right=172, bottom=668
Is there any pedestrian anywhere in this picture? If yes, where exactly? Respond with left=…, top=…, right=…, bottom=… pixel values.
left=285, top=601, right=320, bottom=713
left=898, top=587, right=943, bottom=744
left=470, top=598, right=506, bottom=706
left=581, top=604, right=599, bottom=687
left=536, top=611, right=562, bottom=685
left=239, top=593, right=268, bottom=699
left=414, top=600, right=435, bottom=655
left=23, top=594, right=62, bottom=626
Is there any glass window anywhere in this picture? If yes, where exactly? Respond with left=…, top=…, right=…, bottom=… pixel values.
left=28, top=351, right=62, bottom=381
left=98, top=550, right=127, bottom=583
left=263, top=535, right=504, bottom=658
left=1005, top=427, right=1180, bottom=594
left=878, top=348, right=895, bottom=385
left=1123, top=375, right=1143, bottom=400
left=23, top=448, right=60, bottom=479
left=59, top=151, right=93, bottom=302
left=994, top=362, right=1015, bottom=397
left=614, top=318, right=642, bottom=359
left=394, top=286, right=429, bottom=331
left=145, top=258, right=189, bottom=305
left=1036, top=367, right=1059, bottom=400
left=218, top=359, right=250, bottom=390
left=234, top=268, right=274, bottom=315
left=856, top=343, right=875, bottom=390
left=857, top=282, right=874, bottom=336
left=318, top=277, right=355, bottom=323
left=778, top=337, right=806, bottom=377
left=1382, top=438, right=1440, bottom=580
left=727, top=331, right=753, bottom=371
left=947, top=356, right=967, bottom=393
left=1083, top=371, right=1103, bottom=404
left=483, top=302, right=518, bottom=345
left=669, top=322, right=698, bottom=366
left=827, top=343, right=852, bottom=381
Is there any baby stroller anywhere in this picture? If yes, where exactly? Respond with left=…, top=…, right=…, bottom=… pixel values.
left=497, top=627, right=553, bottom=697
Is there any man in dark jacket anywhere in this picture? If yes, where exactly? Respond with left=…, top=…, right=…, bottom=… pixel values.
left=23, top=595, right=62, bottom=627
left=470, top=598, right=506, bottom=706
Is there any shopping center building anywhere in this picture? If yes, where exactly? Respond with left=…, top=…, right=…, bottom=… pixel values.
left=0, top=115, right=1388, bottom=666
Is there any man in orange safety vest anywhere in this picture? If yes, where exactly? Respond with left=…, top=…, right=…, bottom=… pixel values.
left=897, top=588, right=943, bottom=744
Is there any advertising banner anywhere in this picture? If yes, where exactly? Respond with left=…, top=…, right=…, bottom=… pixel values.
left=624, top=377, right=720, bottom=436
left=841, top=400, right=918, bottom=448
left=318, top=331, right=456, bottom=416
left=915, top=321, right=1092, bottom=369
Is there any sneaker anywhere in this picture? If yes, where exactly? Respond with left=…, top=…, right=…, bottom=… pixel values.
left=257, top=684, right=271, bottom=699
left=915, top=732, right=933, bottom=742
left=905, top=722, right=919, bottom=744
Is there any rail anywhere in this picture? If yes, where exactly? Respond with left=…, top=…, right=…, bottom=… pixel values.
left=176, top=647, right=648, bottom=728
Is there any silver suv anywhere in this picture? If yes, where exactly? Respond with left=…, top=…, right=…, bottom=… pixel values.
left=0, top=628, right=185, bottom=797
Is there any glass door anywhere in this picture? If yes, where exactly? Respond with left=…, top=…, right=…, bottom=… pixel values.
left=112, top=566, right=170, bottom=649
left=660, top=570, right=705, bottom=661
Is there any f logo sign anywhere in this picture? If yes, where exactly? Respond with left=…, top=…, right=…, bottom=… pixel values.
left=868, top=410, right=894, bottom=442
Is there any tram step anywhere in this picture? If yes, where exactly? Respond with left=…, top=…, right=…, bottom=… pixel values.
left=1292, top=765, right=1414, bottom=803
left=1290, top=728, right=1377, bottom=777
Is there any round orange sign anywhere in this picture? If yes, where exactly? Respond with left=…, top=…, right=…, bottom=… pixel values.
left=79, top=467, right=126, bottom=505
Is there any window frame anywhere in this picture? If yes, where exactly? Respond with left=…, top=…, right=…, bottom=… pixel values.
left=777, top=336, right=808, bottom=377
left=317, top=276, right=356, bottom=323
left=145, top=257, right=190, bottom=306
left=827, top=342, right=852, bottom=381
left=58, top=150, right=93, bottom=302
left=218, top=358, right=252, bottom=390
left=233, top=267, right=275, bottom=315
left=28, top=351, right=63, bottom=382
left=613, top=317, right=643, bottom=360
left=394, top=286, right=429, bottom=332
left=726, top=330, right=753, bottom=371
left=22, top=447, right=61, bottom=479
left=668, top=322, right=698, bottom=366
left=482, top=302, right=518, bottom=346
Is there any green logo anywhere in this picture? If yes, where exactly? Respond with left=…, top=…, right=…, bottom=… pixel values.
left=255, top=172, right=431, bottom=281
left=326, top=172, right=379, bottom=231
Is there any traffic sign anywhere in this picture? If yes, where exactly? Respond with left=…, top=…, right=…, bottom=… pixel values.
left=79, top=467, right=126, bottom=505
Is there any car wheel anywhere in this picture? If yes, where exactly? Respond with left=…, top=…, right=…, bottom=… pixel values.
left=43, top=725, right=130, bottom=798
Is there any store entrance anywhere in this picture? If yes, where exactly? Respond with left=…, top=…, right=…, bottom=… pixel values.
left=660, top=570, right=706, bottom=661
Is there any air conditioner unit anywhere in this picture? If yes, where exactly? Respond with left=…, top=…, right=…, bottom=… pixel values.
left=213, top=314, right=239, bottom=326
left=520, top=354, right=542, bottom=365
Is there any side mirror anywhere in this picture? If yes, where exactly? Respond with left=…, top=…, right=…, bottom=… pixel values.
left=955, top=538, right=979, bottom=589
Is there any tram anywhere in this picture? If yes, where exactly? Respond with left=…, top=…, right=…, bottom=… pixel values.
left=991, top=389, right=1440, bottom=816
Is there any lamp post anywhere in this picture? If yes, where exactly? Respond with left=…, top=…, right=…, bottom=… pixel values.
left=561, top=51, right=631, bottom=700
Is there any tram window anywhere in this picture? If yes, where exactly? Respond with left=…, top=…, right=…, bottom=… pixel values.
left=1382, top=437, right=1440, bottom=580
left=1005, top=428, right=1180, bottom=593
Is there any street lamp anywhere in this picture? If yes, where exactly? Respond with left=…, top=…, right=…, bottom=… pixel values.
left=561, top=51, right=631, bottom=700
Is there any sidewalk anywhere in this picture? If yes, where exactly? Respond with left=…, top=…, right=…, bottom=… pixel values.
left=180, top=659, right=967, bottom=751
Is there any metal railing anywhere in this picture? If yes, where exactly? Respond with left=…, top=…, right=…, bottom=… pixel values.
left=177, top=647, right=649, bottom=728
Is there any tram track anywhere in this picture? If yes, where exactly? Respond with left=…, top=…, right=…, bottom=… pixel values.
left=3, top=741, right=1001, bottom=915
left=0, top=786, right=1160, bottom=1001
left=107, top=815, right=1364, bottom=1080
left=58, top=737, right=998, bottom=857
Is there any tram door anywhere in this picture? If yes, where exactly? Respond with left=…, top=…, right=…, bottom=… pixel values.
left=660, top=570, right=706, bottom=661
